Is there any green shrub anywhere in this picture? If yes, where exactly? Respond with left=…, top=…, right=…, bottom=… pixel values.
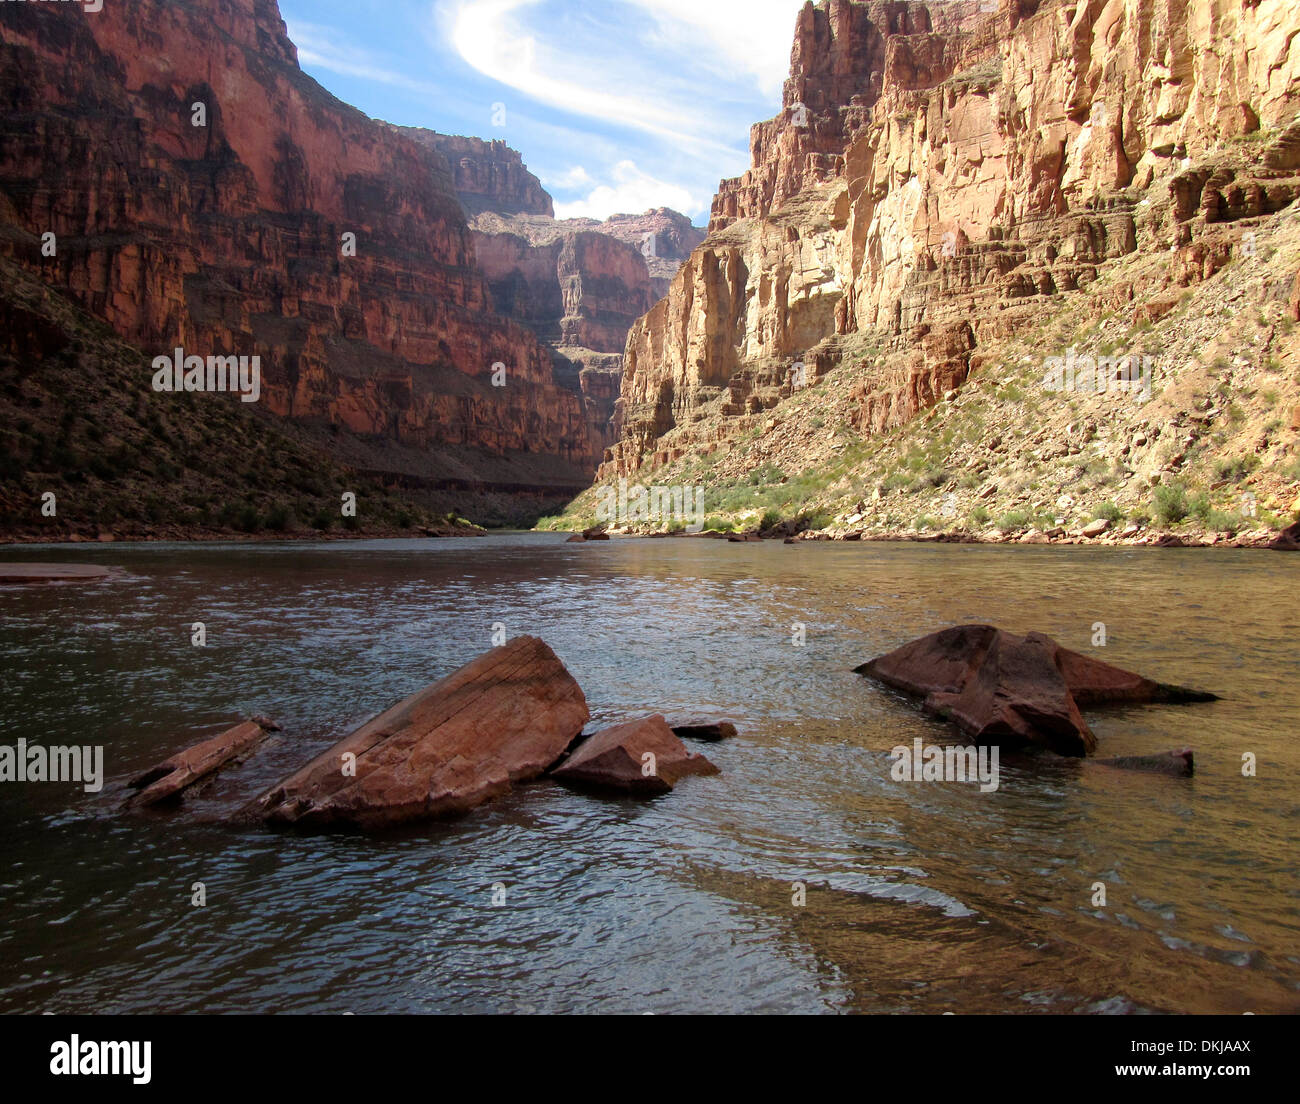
left=1204, top=509, right=1241, bottom=533
left=996, top=509, right=1032, bottom=530
left=265, top=504, right=293, bottom=532
left=1153, top=483, right=1189, bottom=525
left=1215, top=455, right=1260, bottom=482
left=236, top=504, right=262, bottom=533
left=1093, top=501, right=1123, bottom=523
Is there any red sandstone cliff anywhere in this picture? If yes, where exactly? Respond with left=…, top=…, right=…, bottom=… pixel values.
left=0, top=0, right=591, bottom=494
left=571, top=209, right=706, bottom=295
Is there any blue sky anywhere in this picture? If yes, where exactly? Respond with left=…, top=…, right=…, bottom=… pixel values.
left=279, top=0, right=808, bottom=225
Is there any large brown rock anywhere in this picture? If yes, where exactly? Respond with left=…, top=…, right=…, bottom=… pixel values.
left=856, top=625, right=1216, bottom=757
left=551, top=715, right=719, bottom=795
left=127, top=717, right=279, bottom=807
left=253, top=637, right=588, bottom=829
left=1267, top=520, right=1300, bottom=550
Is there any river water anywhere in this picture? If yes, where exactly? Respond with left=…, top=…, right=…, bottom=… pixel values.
left=0, top=534, right=1296, bottom=1014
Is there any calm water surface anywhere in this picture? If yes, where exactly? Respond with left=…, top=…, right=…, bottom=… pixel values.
left=0, top=534, right=1296, bottom=1014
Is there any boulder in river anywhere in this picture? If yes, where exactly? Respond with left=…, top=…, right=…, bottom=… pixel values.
left=551, top=714, right=719, bottom=794
left=856, top=625, right=1216, bottom=757
left=567, top=526, right=611, bottom=543
left=253, top=636, right=589, bottom=829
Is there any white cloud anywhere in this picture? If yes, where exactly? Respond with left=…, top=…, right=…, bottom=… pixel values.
left=623, top=0, right=804, bottom=99
left=448, top=0, right=755, bottom=158
left=543, top=165, right=593, bottom=189
left=552, top=160, right=700, bottom=221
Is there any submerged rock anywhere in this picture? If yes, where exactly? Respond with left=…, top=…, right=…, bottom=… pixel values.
left=552, top=714, right=719, bottom=794
left=671, top=721, right=738, bottom=742
left=0, top=563, right=112, bottom=584
left=1093, top=749, right=1195, bottom=776
left=128, top=717, right=279, bottom=806
left=253, top=636, right=589, bottom=829
left=856, top=625, right=1216, bottom=757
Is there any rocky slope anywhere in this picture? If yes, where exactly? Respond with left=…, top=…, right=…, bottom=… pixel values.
left=582, top=0, right=1300, bottom=545
left=0, top=255, right=483, bottom=542
left=0, top=0, right=593, bottom=522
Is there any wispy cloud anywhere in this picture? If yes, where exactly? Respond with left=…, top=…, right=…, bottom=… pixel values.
left=542, top=165, right=593, bottom=190
left=624, top=0, right=803, bottom=99
left=448, top=0, right=753, bottom=159
left=291, top=21, right=444, bottom=99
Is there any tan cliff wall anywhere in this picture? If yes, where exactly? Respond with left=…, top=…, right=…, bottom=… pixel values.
left=0, top=0, right=592, bottom=493
left=474, top=229, right=659, bottom=352
left=604, top=0, right=1300, bottom=478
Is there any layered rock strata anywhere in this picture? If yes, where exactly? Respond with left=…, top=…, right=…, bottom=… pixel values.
left=602, top=0, right=1300, bottom=478
left=0, top=0, right=592, bottom=495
